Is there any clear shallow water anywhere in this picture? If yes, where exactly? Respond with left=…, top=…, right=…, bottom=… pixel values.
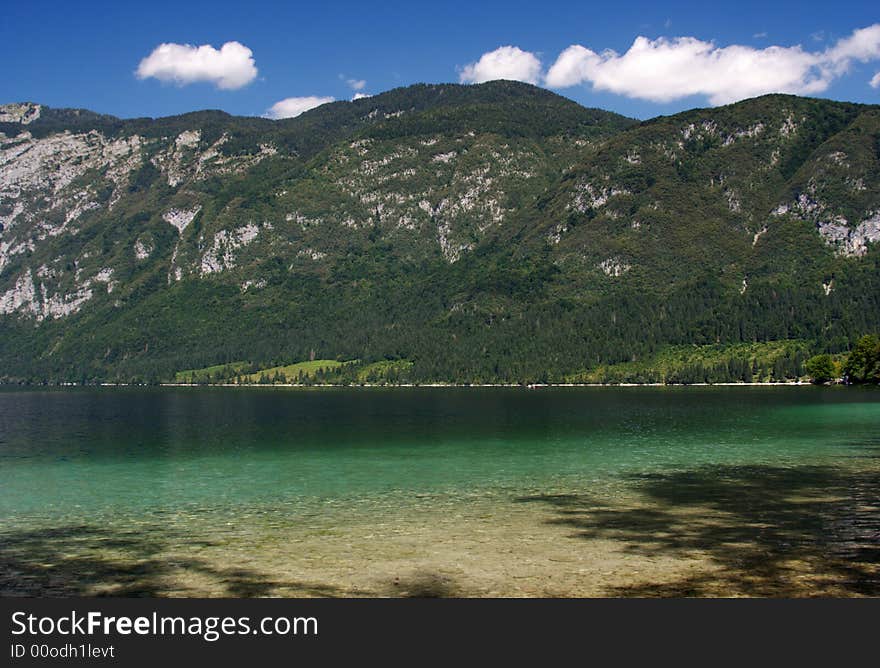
left=1, top=386, right=879, bottom=597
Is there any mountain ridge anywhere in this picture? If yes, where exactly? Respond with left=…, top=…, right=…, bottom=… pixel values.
left=2, top=80, right=634, bottom=122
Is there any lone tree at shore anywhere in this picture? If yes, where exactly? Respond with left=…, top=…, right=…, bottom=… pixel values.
left=805, top=354, right=837, bottom=384
left=844, top=334, right=880, bottom=384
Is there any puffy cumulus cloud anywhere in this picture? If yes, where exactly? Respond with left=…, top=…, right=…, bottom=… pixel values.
left=546, top=24, right=880, bottom=105
left=352, top=92, right=371, bottom=100
left=460, top=46, right=542, bottom=85
left=871, top=72, right=880, bottom=89
left=826, top=24, right=880, bottom=67
left=265, top=96, right=335, bottom=119
left=136, top=41, right=257, bottom=90
left=546, top=38, right=824, bottom=104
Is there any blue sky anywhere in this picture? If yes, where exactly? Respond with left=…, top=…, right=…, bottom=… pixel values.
left=2, top=0, right=878, bottom=120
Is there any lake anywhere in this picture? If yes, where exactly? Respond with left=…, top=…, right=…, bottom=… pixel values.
left=1, top=386, right=878, bottom=597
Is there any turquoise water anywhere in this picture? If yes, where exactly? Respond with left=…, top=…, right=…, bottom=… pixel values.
left=1, top=386, right=878, bottom=516
left=1, top=386, right=878, bottom=596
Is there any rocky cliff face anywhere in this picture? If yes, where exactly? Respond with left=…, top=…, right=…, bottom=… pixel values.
left=0, top=84, right=878, bottom=382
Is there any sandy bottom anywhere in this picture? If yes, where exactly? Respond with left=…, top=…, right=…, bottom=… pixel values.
left=4, top=462, right=878, bottom=598
left=156, top=501, right=716, bottom=598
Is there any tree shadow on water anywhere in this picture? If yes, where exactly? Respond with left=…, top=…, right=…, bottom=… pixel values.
left=518, top=462, right=880, bottom=597
left=0, top=524, right=350, bottom=598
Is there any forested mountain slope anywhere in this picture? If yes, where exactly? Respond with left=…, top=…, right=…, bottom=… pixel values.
left=0, top=82, right=877, bottom=383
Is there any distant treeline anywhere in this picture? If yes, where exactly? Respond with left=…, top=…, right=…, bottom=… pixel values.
left=9, top=337, right=873, bottom=388
left=170, top=334, right=880, bottom=387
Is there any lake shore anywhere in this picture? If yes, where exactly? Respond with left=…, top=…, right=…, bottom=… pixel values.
left=0, top=380, right=841, bottom=390
left=161, top=380, right=817, bottom=388
left=5, top=377, right=853, bottom=390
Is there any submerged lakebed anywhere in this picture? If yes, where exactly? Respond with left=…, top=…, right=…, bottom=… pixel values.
left=1, top=386, right=878, bottom=597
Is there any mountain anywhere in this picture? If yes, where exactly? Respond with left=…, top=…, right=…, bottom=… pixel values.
left=0, top=82, right=878, bottom=384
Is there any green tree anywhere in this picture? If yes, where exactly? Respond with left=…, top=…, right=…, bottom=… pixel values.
left=843, top=334, right=880, bottom=384
left=805, top=354, right=837, bottom=384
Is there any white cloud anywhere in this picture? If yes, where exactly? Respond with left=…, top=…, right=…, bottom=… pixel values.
left=825, top=24, right=880, bottom=70
left=546, top=38, right=823, bottom=104
left=545, top=24, right=880, bottom=105
left=871, top=71, right=880, bottom=88
left=265, top=96, right=335, bottom=119
left=136, top=41, right=257, bottom=90
left=460, top=46, right=542, bottom=85
left=352, top=92, right=371, bottom=100
left=339, top=74, right=367, bottom=91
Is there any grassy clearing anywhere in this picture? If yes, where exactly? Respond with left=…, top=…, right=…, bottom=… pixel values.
left=355, top=360, right=415, bottom=382
left=242, top=359, right=346, bottom=383
left=173, top=357, right=417, bottom=384
left=174, top=361, right=250, bottom=383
